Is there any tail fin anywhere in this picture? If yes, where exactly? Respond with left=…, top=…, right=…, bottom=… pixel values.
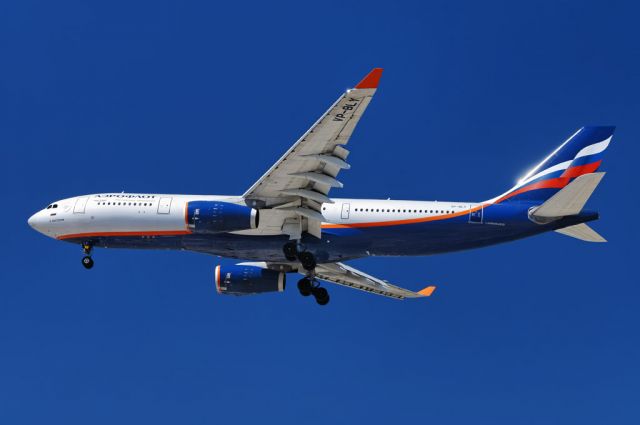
left=488, top=126, right=615, bottom=204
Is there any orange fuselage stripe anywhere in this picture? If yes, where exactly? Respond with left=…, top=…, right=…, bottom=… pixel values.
left=57, top=230, right=192, bottom=240
left=321, top=206, right=482, bottom=229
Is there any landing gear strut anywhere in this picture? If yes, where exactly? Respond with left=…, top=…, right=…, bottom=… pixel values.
left=297, top=277, right=330, bottom=306
left=285, top=242, right=328, bottom=305
left=81, top=242, right=94, bottom=269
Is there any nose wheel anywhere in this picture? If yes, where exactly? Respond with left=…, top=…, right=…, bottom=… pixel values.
left=297, top=277, right=330, bottom=306
left=82, top=256, right=94, bottom=269
left=81, top=243, right=94, bottom=269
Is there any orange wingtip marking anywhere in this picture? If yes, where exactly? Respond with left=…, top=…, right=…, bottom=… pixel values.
left=355, top=68, right=384, bottom=89
left=418, top=286, right=436, bottom=296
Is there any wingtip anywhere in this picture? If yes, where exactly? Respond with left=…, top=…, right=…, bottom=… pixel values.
left=354, top=68, right=384, bottom=89
left=418, top=286, right=436, bottom=297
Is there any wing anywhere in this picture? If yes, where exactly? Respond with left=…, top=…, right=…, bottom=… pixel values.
left=314, top=262, right=436, bottom=300
left=242, top=68, right=383, bottom=238
left=239, top=261, right=436, bottom=300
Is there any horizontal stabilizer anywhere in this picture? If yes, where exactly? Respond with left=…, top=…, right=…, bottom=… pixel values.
left=532, top=172, right=605, bottom=218
left=555, top=223, right=607, bottom=242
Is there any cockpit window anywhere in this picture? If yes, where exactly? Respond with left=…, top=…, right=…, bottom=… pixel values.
left=46, top=205, right=51, bottom=209
left=52, top=204, right=58, bottom=208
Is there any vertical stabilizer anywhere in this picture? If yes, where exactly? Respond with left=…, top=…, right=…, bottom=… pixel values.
left=488, top=126, right=614, bottom=204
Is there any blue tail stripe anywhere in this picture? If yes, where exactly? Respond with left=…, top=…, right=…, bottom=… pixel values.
left=538, top=126, right=614, bottom=170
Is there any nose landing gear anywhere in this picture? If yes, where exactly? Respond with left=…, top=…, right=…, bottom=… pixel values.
left=81, top=243, right=94, bottom=269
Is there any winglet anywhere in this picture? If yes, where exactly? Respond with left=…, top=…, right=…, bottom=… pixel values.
left=418, top=286, right=436, bottom=297
left=355, top=68, right=384, bottom=89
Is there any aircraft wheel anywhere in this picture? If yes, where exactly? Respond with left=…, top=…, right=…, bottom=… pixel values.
left=312, top=287, right=329, bottom=306
left=283, top=242, right=298, bottom=261
left=297, top=251, right=316, bottom=271
left=297, top=278, right=313, bottom=297
left=81, top=256, right=94, bottom=269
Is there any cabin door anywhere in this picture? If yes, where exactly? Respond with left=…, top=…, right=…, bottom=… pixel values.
left=73, top=197, right=88, bottom=214
left=341, top=203, right=350, bottom=220
left=158, top=197, right=172, bottom=214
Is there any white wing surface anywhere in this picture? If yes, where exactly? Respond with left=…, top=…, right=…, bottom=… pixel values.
left=237, top=260, right=436, bottom=300
left=314, top=262, right=436, bottom=300
left=242, top=68, right=383, bottom=238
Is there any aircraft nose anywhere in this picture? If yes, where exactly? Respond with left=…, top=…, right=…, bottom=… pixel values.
left=28, top=211, right=44, bottom=231
left=28, top=213, right=37, bottom=228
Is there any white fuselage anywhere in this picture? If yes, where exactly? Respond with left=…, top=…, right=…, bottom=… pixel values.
left=28, top=193, right=479, bottom=240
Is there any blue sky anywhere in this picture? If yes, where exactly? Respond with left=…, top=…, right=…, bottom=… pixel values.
left=1, top=0, right=639, bottom=423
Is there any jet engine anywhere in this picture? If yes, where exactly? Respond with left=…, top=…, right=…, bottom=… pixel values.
left=215, top=265, right=286, bottom=296
left=186, top=201, right=258, bottom=234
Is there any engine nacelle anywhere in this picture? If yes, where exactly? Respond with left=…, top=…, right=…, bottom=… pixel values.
left=215, top=265, right=286, bottom=296
left=187, top=201, right=258, bottom=234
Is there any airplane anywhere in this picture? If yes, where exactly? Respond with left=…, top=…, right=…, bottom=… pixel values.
left=28, top=68, right=614, bottom=306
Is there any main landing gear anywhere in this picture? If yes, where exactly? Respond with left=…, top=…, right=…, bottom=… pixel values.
left=297, top=277, right=330, bottom=306
left=282, top=241, right=317, bottom=271
left=81, top=242, right=94, bottom=269
left=284, top=242, right=329, bottom=305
